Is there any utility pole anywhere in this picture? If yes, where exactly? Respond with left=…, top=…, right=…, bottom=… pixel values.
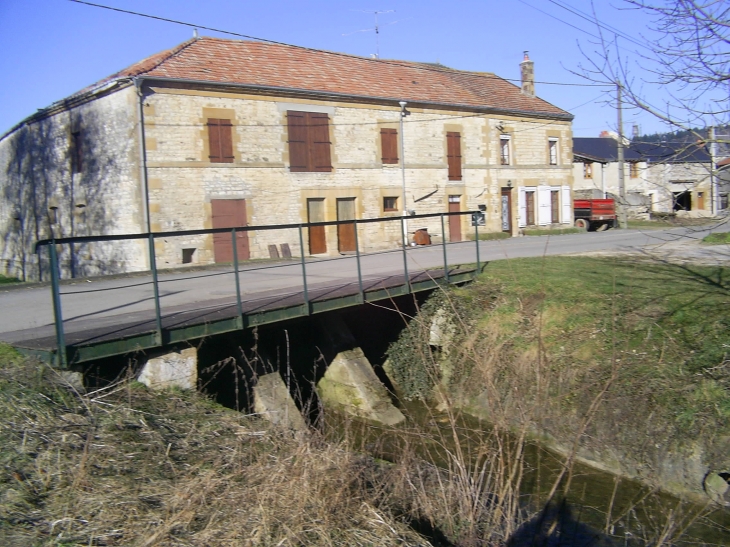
left=617, top=82, right=628, bottom=229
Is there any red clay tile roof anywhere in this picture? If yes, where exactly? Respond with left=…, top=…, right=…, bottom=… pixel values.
left=101, top=37, right=571, bottom=119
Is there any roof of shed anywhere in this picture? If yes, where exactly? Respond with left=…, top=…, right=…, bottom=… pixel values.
left=84, top=36, right=571, bottom=118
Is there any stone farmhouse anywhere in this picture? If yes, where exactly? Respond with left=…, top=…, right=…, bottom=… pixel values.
left=573, top=137, right=726, bottom=216
left=1, top=37, right=573, bottom=281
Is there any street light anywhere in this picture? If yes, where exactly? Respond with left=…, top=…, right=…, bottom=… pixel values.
left=399, top=100, right=410, bottom=245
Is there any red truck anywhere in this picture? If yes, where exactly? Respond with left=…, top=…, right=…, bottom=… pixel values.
left=573, top=199, right=617, bottom=231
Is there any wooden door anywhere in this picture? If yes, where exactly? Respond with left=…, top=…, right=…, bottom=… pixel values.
left=697, top=191, right=705, bottom=210
left=550, top=190, right=559, bottom=223
left=525, top=191, right=536, bottom=226
left=211, top=199, right=249, bottom=263
left=337, top=198, right=356, bottom=252
left=448, top=195, right=461, bottom=242
left=307, top=198, right=327, bottom=254
left=501, top=188, right=512, bottom=232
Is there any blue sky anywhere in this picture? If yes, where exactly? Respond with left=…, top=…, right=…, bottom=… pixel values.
left=0, top=0, right=675, bottom=137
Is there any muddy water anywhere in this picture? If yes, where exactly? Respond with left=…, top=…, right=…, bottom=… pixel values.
left=324, top=401, right=730, bottom=546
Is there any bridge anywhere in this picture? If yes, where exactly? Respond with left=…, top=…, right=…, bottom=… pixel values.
left=2, top=212, right=484, bottom=368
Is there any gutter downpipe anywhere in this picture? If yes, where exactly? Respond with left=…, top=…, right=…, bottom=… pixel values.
left=134, top=77, right=152, bottom=235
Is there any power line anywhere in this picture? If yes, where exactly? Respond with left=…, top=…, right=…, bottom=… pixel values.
left=68, top=0, right=608, bottom=88
left=544, top=0, right=655, bottom=52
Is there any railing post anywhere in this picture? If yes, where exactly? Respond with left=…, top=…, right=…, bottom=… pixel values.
left=231, top=228, right=243, bottom=329
left=441, top=213, right=449, bottom=283
left=49, top=240, right=67, bottom=368
left=148, top=233, right=163, bottom=345
left=401, top=218, right=411, bottom=292
left=474, top=214, right=481, bottom=274
left=354, top=219, right=364, bottom=304
left=298, top=225, right=310, bottom=314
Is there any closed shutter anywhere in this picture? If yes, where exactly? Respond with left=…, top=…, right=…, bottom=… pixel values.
left=207, top=119, right=234, bottom=163
left=380, top=128, right=398, bottom=164
left=446, top=132, right=462, bottom=181
left=517, top=187, right=526, bottom=228
left=537, top=185, right=551, bottom=225
left=561, top=185, right=571, bottom=224
left=287, top=111, right=309, bottom=172
left=310, top=113, right=332, bottom=172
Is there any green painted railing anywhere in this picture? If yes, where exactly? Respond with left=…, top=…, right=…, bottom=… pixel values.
left=35, top=211, right=485, bottom=367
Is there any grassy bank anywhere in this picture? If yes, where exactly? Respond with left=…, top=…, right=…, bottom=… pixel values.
left=702, top=232, right=730, bottom=245
left=387, top=256, right=730, bottom=491
left=0, top=346, right=548, bottom=546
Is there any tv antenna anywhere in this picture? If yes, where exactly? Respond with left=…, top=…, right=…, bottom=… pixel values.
left=344, top=9, right=405, bottom=59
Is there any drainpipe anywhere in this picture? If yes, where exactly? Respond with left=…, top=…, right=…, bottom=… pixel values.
left=134, top=77, right=152, bottom=234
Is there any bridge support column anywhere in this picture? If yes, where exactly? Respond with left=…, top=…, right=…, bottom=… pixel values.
left=253, top=372, right=307, bottom=431
left=316, top=316, right=405, bottom=426
left=137, top=347, right=197, bottom=390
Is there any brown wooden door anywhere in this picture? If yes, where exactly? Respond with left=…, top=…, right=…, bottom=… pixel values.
left=550, top=190, right=559, bottom=223
left=526, top=191, right=536, bottom=226
left=697, top=191, right=705, bottom=210
left=307, top=198, right=327, bottom=254
left=501, top=188, right=512, bottom=232
left=448, top=195, right=461, bottom=242
left=211, top=199, right=249, bottom=263
left=337, top=198, right=356, bottom=252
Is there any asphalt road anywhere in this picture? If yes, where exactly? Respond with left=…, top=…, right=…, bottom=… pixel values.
left=1, top=221, right=728, bottom=343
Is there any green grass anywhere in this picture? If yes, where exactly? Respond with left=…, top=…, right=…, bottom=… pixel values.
left=390, top=255, right=730, bottom=480
left=522, top=227, right=582, bottom=236
left=0, top=274, right=20, bottom=285
left=466, top=231, right=511, bottom=241
left=702, top=231, right=730, bottom=245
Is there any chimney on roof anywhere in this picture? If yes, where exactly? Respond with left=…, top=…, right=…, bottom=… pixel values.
left=520, top=51, right=535, bottom=98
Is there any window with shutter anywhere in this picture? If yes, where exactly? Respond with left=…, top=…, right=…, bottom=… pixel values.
left=380, top=128, right=398, bottom=164
left=446, top=132, right=462, bottom=181
left=287, top=111, right=332, bottom=172
left=207, top=118, right=234, bottom=163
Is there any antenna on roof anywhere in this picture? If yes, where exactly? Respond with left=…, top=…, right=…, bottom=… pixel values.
left=344, top=9, right=406, bottom=59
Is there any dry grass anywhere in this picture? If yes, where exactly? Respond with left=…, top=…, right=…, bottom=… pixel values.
left=0, top=353, right=433, bottom=546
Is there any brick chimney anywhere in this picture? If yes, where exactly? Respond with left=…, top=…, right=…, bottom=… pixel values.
left=520, top=51, right=535, bottom=97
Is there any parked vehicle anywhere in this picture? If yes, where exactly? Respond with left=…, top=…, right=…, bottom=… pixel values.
left=573, top=199, right=617, bottom=231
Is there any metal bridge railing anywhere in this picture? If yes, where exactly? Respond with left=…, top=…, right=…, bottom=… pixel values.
left=35, top=210, right=486, bottom=367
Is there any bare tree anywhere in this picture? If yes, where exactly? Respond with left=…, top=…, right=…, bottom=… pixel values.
left=578, top=0, right=729, bottom=136
left=576, top=0, right=729, bottom=214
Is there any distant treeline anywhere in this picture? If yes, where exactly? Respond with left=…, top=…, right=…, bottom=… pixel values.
left=634, top=125, right=730, bottom=144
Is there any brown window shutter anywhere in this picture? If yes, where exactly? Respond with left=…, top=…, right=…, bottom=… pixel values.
left=447, top=132, right=462, bottom=181
left=287, top=111, right=309, bottom=172
left=309, top=112, right=332, bottom=172
left=207, top=119, right=222, bottom=162
left=219, top=119, right=234, bottom=163
left=380, top=128, right=398, bottom=164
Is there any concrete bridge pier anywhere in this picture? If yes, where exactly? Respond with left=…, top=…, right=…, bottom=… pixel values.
left=137, top=347, right=198, bottom=390
left=316, top=316, right=405, bottom=426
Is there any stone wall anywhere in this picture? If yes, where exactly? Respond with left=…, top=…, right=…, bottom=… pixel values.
left=143, top=84, right=573, bottom=266
left=0, top=85, right=146, bottom=281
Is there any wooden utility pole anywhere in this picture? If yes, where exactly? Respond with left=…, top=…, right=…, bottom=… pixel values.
left=709, top=126, right=717, bottom=215
left=617, top=82, right=628, bottom=228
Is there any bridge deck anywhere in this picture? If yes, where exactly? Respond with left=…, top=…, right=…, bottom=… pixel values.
left=10, top=267, right=475, bottom=366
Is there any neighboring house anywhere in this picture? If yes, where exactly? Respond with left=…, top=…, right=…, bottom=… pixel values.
left=1, top=38, right=573, bottom=281
left=573, top=137, right=722, bottom=216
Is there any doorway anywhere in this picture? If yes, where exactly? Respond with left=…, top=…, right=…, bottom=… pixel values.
left=448, top=195, right=461, bottom=242
left=307, top=198, right=327, bottom=254
left=337, top=198, right=356, bottom=252
left=673, top=191, right=691, bottom=212
left=211, top=199, right=250, bottom=263
left=525, top=190, right=536, bottom=226
left=501, top=188, right=512, bottom=232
